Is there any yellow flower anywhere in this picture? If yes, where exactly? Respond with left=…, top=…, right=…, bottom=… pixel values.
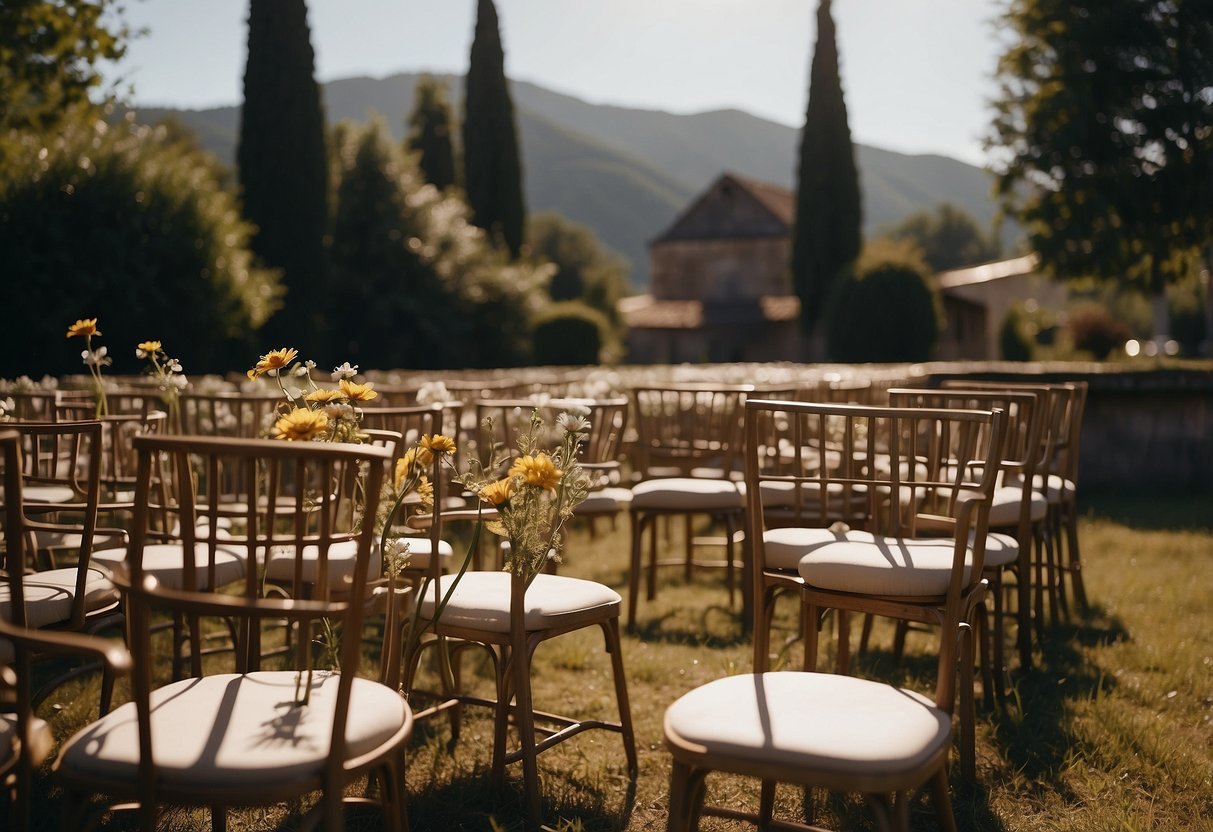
left=417, top=476, right=434, bottom=509
left=66, top=318, right=100, bottom=338
left=339, top=378, right=378, bottom=402
left=420, top=434, right=456, bottom=456
left=272, top=407, right=329, bottom=441
left=136, top=340, right=162, bottom=353
left=509, top=453, right=561, bottom=491
left=247, top=347, right=299, bottom=380
left=305, top=388, right=344, bottom=403
left=479, top=478, right=514, bottom=506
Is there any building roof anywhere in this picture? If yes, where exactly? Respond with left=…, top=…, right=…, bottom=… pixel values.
left=619, top=294, right=800, bottom=330
left=652, top=172, right=795, bottom=244
left=936, top=254, right=1040, bottom=290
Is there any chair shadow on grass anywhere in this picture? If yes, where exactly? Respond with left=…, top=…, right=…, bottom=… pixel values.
left=627, top=604, right=751, bottom=649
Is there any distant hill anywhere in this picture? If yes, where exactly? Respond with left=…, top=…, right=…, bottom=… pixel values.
left=129, top=71, right=1006, bottom=288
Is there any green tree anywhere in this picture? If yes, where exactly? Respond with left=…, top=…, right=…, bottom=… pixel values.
left=0, top=0, right=133, bottom=134
left=462, top=0, right=526, bottom=258
left=826, top=239, right=940, bottom=363
left=237, top=0, right=331, bottom=353
left=791, top=0, right=862, bottom=353
left=887, top=203, right=1001, bottom=272
left=330, top=119, right=549, bottom=370
left=531, top=302, right=608, bottom=366
left=407, top=75, right=458, bottom=191
left=526, top=212, right=629, bottom=329
left=0, top=117, right=279, bottom=377
left=989, top=0, right=1213, bottom=334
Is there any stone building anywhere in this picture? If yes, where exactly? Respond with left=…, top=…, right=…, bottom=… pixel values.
left=621, top=173, right=802, bottom=363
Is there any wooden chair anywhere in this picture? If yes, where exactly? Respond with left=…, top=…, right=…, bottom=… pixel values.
left=180, top=391, right=283, bottom=438
left=54, top=434, right=412, bottom=831
left=888, top=388, right=1046, bottom=696
left=2, top=422, right=125, bottom=711
left=401, top=428, right=637, bottom=828
left=625, top=384, right=751, bottom=629
left=737, top=399, right=1004, bottom=787
left=0, top=426, right=132, bottom=829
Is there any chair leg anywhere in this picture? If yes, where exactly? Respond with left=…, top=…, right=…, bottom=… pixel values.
left=868, top=793, right=898, bottom=832
left=754, top=585, right=775, bottom=672
left=491, top=644, right=512, bottom=791
left=684, top=513, right=694, bottom=583
left=1064, top=498, right=1089, bottom=612
left=667, top=760, right=706, bottom=832
left=602, top=617, right=639, bottom=774
left=975, top=600, right=995, bottom=712
left=929, top=766, right=958, bottom=832
left=759, top=780, right=776, bottom=826
left=627, top=511, right=644, bottom=629
left=803, top=600, right=821, bottom=672
left=957, top=622, right=977, bottom=781
left=647, top=515, right=660, bottom=601
left=836, top=610, right=851, bottom=675
left=513, top=639, right=542, bottom=827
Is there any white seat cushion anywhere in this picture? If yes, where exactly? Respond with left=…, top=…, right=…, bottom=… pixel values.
left=576, top=486, right=632, bottom=514
left=630, top=478, right=743, bottom=511
left=664, top=672, right=950, bottom=779
left=418, top=572, right=620, bottom=633
left=265, top=539, right=377, bottom=587
left=0, top=714, right=54, bottom=768
left=23, top=485, right=76, bottom=504
left=0, top=567, right=117, bottom=628
left=987, top=485, right=1048, bottom=526
left=58, top=671, right=409, bottom=790
left=92, top=543, right=247, bottom=590
left=797, top=536, right=973, bottom=597
left=981, top=532, right=1019, bottom=568
left=399, top=536, right=454, bottom=571
left=763, top=527, right=862, bottom=571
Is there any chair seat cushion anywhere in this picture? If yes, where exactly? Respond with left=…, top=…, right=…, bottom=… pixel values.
left=23, top=485, right=76, bottom=504
left=576, top=486, right=632, bottom=514
left=92, top=543, right=246, bottom=590
left=630, top=478, right=743, bottom=511
left=664, top=672, right=950, bottom=781
left=982, top=532, right=1019, bottom=568
left=987, top=485, right=1049, bottom=526
left=0, top=714, right=54, bottom=768
left=265, top=539, right=377, bottom=587
left=399, top=536, right=454, bottom=571
left=0, top=567, right=117, bottom=628
left=418, top=572, right=620, bottom=633
left=57, top=671, right=410, bottom=791
left=763, top=527, right=857, bottom=571
left=797, top=535, right=973, bottom=597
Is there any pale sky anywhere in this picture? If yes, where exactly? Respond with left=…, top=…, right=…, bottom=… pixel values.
left=108, top=0, right=1007, bottom=167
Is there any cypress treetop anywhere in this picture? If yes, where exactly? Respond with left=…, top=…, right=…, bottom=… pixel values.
left=407, top=74, right=458, bottom=191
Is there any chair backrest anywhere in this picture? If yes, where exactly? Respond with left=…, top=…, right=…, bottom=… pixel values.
left=124, top=436, right=388, bottom=679
left=890, top=388, right=1044, bottom=534
left=357, top=404, right=443, bottom=468
left=469, top=397, right=627, bottom=479
left=745, top=399, right=1005, bottom=577
left=180, top=391, right=284, bottom=438
left=629, top=385, right=754, bottom=479
left=6, top=421, right=104, bottom=629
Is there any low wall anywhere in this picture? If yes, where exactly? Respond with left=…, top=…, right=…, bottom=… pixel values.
left=924, top=363, right=1213, bottom=493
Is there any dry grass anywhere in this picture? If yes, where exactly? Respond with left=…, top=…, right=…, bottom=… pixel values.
left=17, top=495, right=1213, bottom=831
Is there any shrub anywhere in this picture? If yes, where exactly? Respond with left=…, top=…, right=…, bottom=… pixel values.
left=1067, top=304, right=1132, bottom=359
left=531, top=301, right=608, bottom=366
left=0, top=115, right=278, bottom=376
left=999, top=306, right=1035, bottom=361
left=825, top=239, right=940, bottom=363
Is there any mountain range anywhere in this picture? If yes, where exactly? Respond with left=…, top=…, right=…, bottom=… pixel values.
left=132, top=71, right=1006, bottom=289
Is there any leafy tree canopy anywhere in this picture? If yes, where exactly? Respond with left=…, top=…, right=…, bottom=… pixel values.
left=526, top=212, right=630, bottom=329
left=407, top=74, right=458, bottom=192
left=886, top=202, right=1001, bottom=272
left=989, top=0, right=1213, bottom=294
left=0, top=0, right=135, bottom=134
left=0, top=116, right=279, bottom=377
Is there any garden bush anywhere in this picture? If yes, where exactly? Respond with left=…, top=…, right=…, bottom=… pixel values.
left=531, top=301, right=608, bottom=366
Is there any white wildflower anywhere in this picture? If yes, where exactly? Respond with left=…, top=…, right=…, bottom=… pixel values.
left=331, top=362, right=359, bottom=381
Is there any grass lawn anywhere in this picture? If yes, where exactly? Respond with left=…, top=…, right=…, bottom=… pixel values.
left=18, top=494, right=1213, bottom=831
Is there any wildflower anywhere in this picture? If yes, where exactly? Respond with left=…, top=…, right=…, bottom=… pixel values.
left=272, top=407, right=329, bottom=441
left=557, top=412, right=591, bottom=436
left=479, top=478, right=514, bottom=506
left=305, top=388, right=344, bottom=404
left=247, top=347, right=299, bottom=380
left=331, top=362, right=359, bottom=381
left=420, top=434, right=456, bottom=456
left=417, top=475, right=434, bottom=509
left=339, top=378, right=378, bottom=402
left=135, top=340, right=162, bottom=358
left=82, top=346, right=111, bottom=367
left=509, top=453, right=562, bottom=491
left=66, top=319, right=100, bottom=338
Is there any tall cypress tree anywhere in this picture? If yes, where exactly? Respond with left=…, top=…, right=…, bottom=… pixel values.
left=462, top=0, right=526, bottom=258
left=237, top=0, right=331, bottom=350
left=407, top=75, right=458, bottom=191
left=791, top=0, right=862, bottom=351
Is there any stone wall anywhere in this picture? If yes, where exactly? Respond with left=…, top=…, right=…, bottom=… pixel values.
left=926, top=363, right=1213, bottom=493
